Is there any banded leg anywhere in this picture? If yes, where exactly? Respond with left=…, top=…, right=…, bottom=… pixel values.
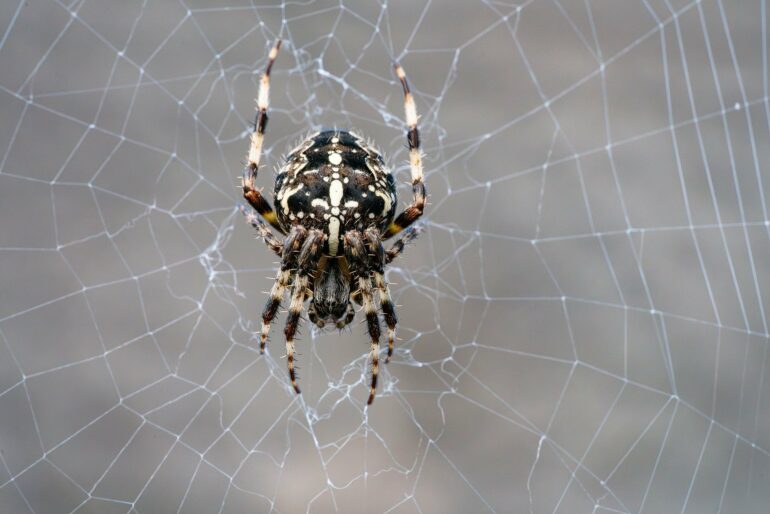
left=260, top=225, right=307, bottom=353
left=364, top=229, right=398, bottom=363
left=284, top=230, right=325, bottom=394
left=385, top=64, right=427, bottom=239
left=239, top=204, right=283, bottom=257
left=345, top=231, right=381, bottom=405
left=242, top=39, right=285, bottom=233
left=385, top=226, right=421, bottom=264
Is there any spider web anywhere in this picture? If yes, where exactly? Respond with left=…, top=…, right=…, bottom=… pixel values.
left=1, top=0, right=769, bottom=512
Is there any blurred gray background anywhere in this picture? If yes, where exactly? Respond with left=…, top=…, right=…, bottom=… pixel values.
left=1, top=0, right=769, bottom=512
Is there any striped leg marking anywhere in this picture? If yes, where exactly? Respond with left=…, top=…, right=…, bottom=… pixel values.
left=364, top=229, right=398, bottom=364
left=345, top=231, right=382, bottom=405
left=260, top=225, right=306, bottom=353
left=359, top=274, right=381, bottom=405
left=284, top=279, right=305, bottom=394
left=242, top=39, right=285, bottom=233
left=385, top=226, right=421, bottom=264
left=386, top=64, right=426, bottom=239
left=283, top=230, right=324, bottom=395
left=374, top=273, right=397, bottom=363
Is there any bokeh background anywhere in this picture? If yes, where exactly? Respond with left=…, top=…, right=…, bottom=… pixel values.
left=1, top=0, right=770, bottom=512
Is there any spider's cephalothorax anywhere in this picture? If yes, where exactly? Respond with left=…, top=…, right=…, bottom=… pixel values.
left=240, top=40, right=425, bottom=405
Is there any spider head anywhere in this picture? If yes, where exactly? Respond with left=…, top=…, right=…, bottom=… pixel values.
left=309, top=258, right=355, bottom=329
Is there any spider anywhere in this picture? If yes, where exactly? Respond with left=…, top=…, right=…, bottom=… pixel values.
left=240, top=40, right=425, bottom=405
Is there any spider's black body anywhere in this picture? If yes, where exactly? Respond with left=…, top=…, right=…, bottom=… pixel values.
left=240, top=40, right=426, bottom=404
left=274, top=130, right=397, bottom=256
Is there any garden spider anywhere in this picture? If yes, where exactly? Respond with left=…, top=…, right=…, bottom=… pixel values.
left=240, top=40, right=425, bottom=405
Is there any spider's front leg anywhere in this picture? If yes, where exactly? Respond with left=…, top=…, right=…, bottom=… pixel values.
left=242, top=39, right=285, bottom=234
left=344, top=231, right=381, bottom=405
left=283, top=229, right=324, bottom=394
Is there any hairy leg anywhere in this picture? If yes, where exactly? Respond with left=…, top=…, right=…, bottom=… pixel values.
left=385, top=64, right=426, bottom=239
left=260, top=225, right=307, bottom=353
left=283, top=229, right=324, bottom=394
left=364, top=228, right=398, bottom=363
left=241, top=40, right=285, bottom=233
left=345, top=231, right=382, bottom=405
left=239, top=204, right=283, bottom=257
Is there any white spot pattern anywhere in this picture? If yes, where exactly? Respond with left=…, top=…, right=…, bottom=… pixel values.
left=329, top=180, right=343, bottom=207
left=328, top=217, right=340, bottom=255
left=311, top=198, right=329, bottom=210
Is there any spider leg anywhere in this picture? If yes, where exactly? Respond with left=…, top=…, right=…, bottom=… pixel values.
left=364, top=228, right=398, bottom=364
left=284, top=229, right=324, bottom=394
left=260, top=225, right=307, bottom=353
left=242, top=39, right=285, bottom=234
left=345, top=231, right=381, bottom=405
left=385, top=226, right=421, bottom=264
left=385, top=64, right=426, bottom=239
left=239, top=204, right=283, bottom=257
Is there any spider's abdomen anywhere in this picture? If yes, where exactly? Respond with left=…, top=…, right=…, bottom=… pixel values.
left=274, top=130, right=397, bottom=255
